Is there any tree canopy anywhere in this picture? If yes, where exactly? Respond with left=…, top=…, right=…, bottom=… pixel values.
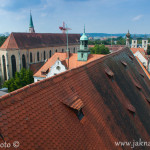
left=0, top=36, right=7, bottom=46
left=147, top=45, right=150, bottom=55
left=3, top=68, right=34, bottom=92
left=90, top=44, right=110, bottom=54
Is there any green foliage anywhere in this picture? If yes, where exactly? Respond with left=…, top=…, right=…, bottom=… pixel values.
left=90, top=44, right=110, bottom=54
left=3, top=68, right=34, bottom=92
left=0, top=36, right=8, bottom=46
left=147, top=45, right=150, bottom=55
left=116, top=37, right=126, bottom=45
left=88, top=36, right=127, bottom=46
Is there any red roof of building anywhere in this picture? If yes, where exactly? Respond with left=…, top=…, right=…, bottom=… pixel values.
left=130, top=48, right=145, bottom=54
left=29, top=62, right=45, bottom=74
left=34, top=53, right=105, bottom=78
left=0, top=33, right=80, bottom=50
left=135, top=56, right=150, bottom=79
left=0, top=47, right=150, bottom=149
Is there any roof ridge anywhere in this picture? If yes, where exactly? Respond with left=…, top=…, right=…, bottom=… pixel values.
left=0, top=47, right=128, bottom=100
left=10, top=33, right=19, bottom=49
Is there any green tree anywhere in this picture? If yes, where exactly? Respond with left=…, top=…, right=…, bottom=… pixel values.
left=147, top=45, right=150, bottom=55
left=0, top=36, right=8, bottom=46
left=3, top=68, right=34, bottom=92
left=90, top=44, right=110, bottom=54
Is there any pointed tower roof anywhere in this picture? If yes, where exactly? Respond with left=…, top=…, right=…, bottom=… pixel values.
left=80, top=25, right=88, bottom=41
left=29, top=11, right=34, bottom=28
left=126, top=30, right=130, bottom=38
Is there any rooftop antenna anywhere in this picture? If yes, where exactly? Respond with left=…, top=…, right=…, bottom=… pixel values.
left=111, top=34, right=112, bottom=48
left=59, top=22, right=71, bottom=69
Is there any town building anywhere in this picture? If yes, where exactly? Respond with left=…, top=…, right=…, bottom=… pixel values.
left=0, top=47, right=150, bottom=149
left=130, top=48, right=148, bottom=68
left=0, top=13, right=80, bottom=83
left=126, top=31, right=148, bottom=51
left=34, top=27, right=105, bottom=82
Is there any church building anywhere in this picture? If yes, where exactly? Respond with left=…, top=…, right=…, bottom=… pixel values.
left=0, top=13, right=80, bottom=83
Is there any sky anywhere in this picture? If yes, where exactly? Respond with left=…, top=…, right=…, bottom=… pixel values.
left=0, top=0, right=150, bottom=34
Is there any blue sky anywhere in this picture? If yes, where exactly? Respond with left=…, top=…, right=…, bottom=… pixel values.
left=0, top=0, right=150, bottom=34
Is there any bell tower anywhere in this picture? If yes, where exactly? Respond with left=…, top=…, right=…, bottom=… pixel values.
left=29, top=11, right=35, bottom=33
left=142, top=35, right=148, bottom=51
left=77, top=25, right=90, bottom=61
left=126, top=30, right=130, bottom=48
left=132, top=35, right=137, bottom=48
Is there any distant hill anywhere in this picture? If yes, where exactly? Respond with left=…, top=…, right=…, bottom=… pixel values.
left=86, top=33, right=150, bottom=38
left=0, top=32, right=10, bottom=37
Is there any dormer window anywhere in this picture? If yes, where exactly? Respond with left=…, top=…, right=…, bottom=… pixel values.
left=56, top=66, right=61, bottom=71
left=74, top=109, right=84, bottom=120
left=62, top=95, right=84, bottom=121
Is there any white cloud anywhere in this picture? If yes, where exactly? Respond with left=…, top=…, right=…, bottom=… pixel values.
left=0, top=0, right=11, bottom=8
left=132, top=15, right=143, bottom=21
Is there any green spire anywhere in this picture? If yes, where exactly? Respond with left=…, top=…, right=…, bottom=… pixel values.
left=29, top=11, right=34, bottom=28
left=80, top=25, right=88, bottom=41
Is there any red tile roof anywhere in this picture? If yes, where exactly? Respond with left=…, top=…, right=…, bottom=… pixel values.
left=130, top=48, right=145, bottom=54
left=0, top=32, right=80, bottom=49
left=29, top=62, right=44, bottom=74
left=135, top=56, right=150, bottom=79
left=34, top=53, right=105, bottom=78
left=0, top=47, right=150, bottom=149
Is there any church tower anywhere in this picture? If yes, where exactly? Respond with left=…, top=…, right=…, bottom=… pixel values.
left=142, top=35, right=148, bottom=51
left=77, top=25, right=90, bottom=61
left=126, top=30, right=130, bottom=48
left=132, top=35, right=137, bottom=48
left=29, top=12, right=35, bottom=33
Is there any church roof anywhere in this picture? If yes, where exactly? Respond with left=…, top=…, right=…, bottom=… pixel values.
left=0, top=33, right=80, bottom=50
left=34, top=52, right=105, bottom=78
left=0, top=47, right=150, bottom=149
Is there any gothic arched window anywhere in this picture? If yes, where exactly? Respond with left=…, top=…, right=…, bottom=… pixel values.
left=37, top=52, right=39, bottom=61
left=22, top=54, right=26, bottom=69
left=30, top=52, right=32, bottom=63
left=2, top=55, right=7, bottom=80
left=49, top=50, right=51, bottom=58
left=44, top=51, right=46, bottom=60
left=11, top=55, right=16, bottom=77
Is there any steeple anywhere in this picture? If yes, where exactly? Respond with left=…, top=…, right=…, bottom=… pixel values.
left=77, top=25, right=90, bottom=61
left=29, top=11, right=35, bottom=33
left=126, top=30, right=130, bottom=48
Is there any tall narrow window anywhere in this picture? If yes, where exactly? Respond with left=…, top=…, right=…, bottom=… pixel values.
left=2, top=55, right=7, bottom=80
left=44, top=51, right=46, bottom=60
left=62, top=49, right=64, bottom=53
left=49, top=50, right=51, bottom=58
left=37, top=52, right=39, bottom=61
left=81, top=53, right=83, bottom=58
left=22, top=54, right=26, bottom=69
left=11, top=55, right=16, bottom=77
left=73, top=48, right=75, bottom=53
left=56, top=49, right=57, bottom=53
left=30, top=52, right=32, bottom=63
